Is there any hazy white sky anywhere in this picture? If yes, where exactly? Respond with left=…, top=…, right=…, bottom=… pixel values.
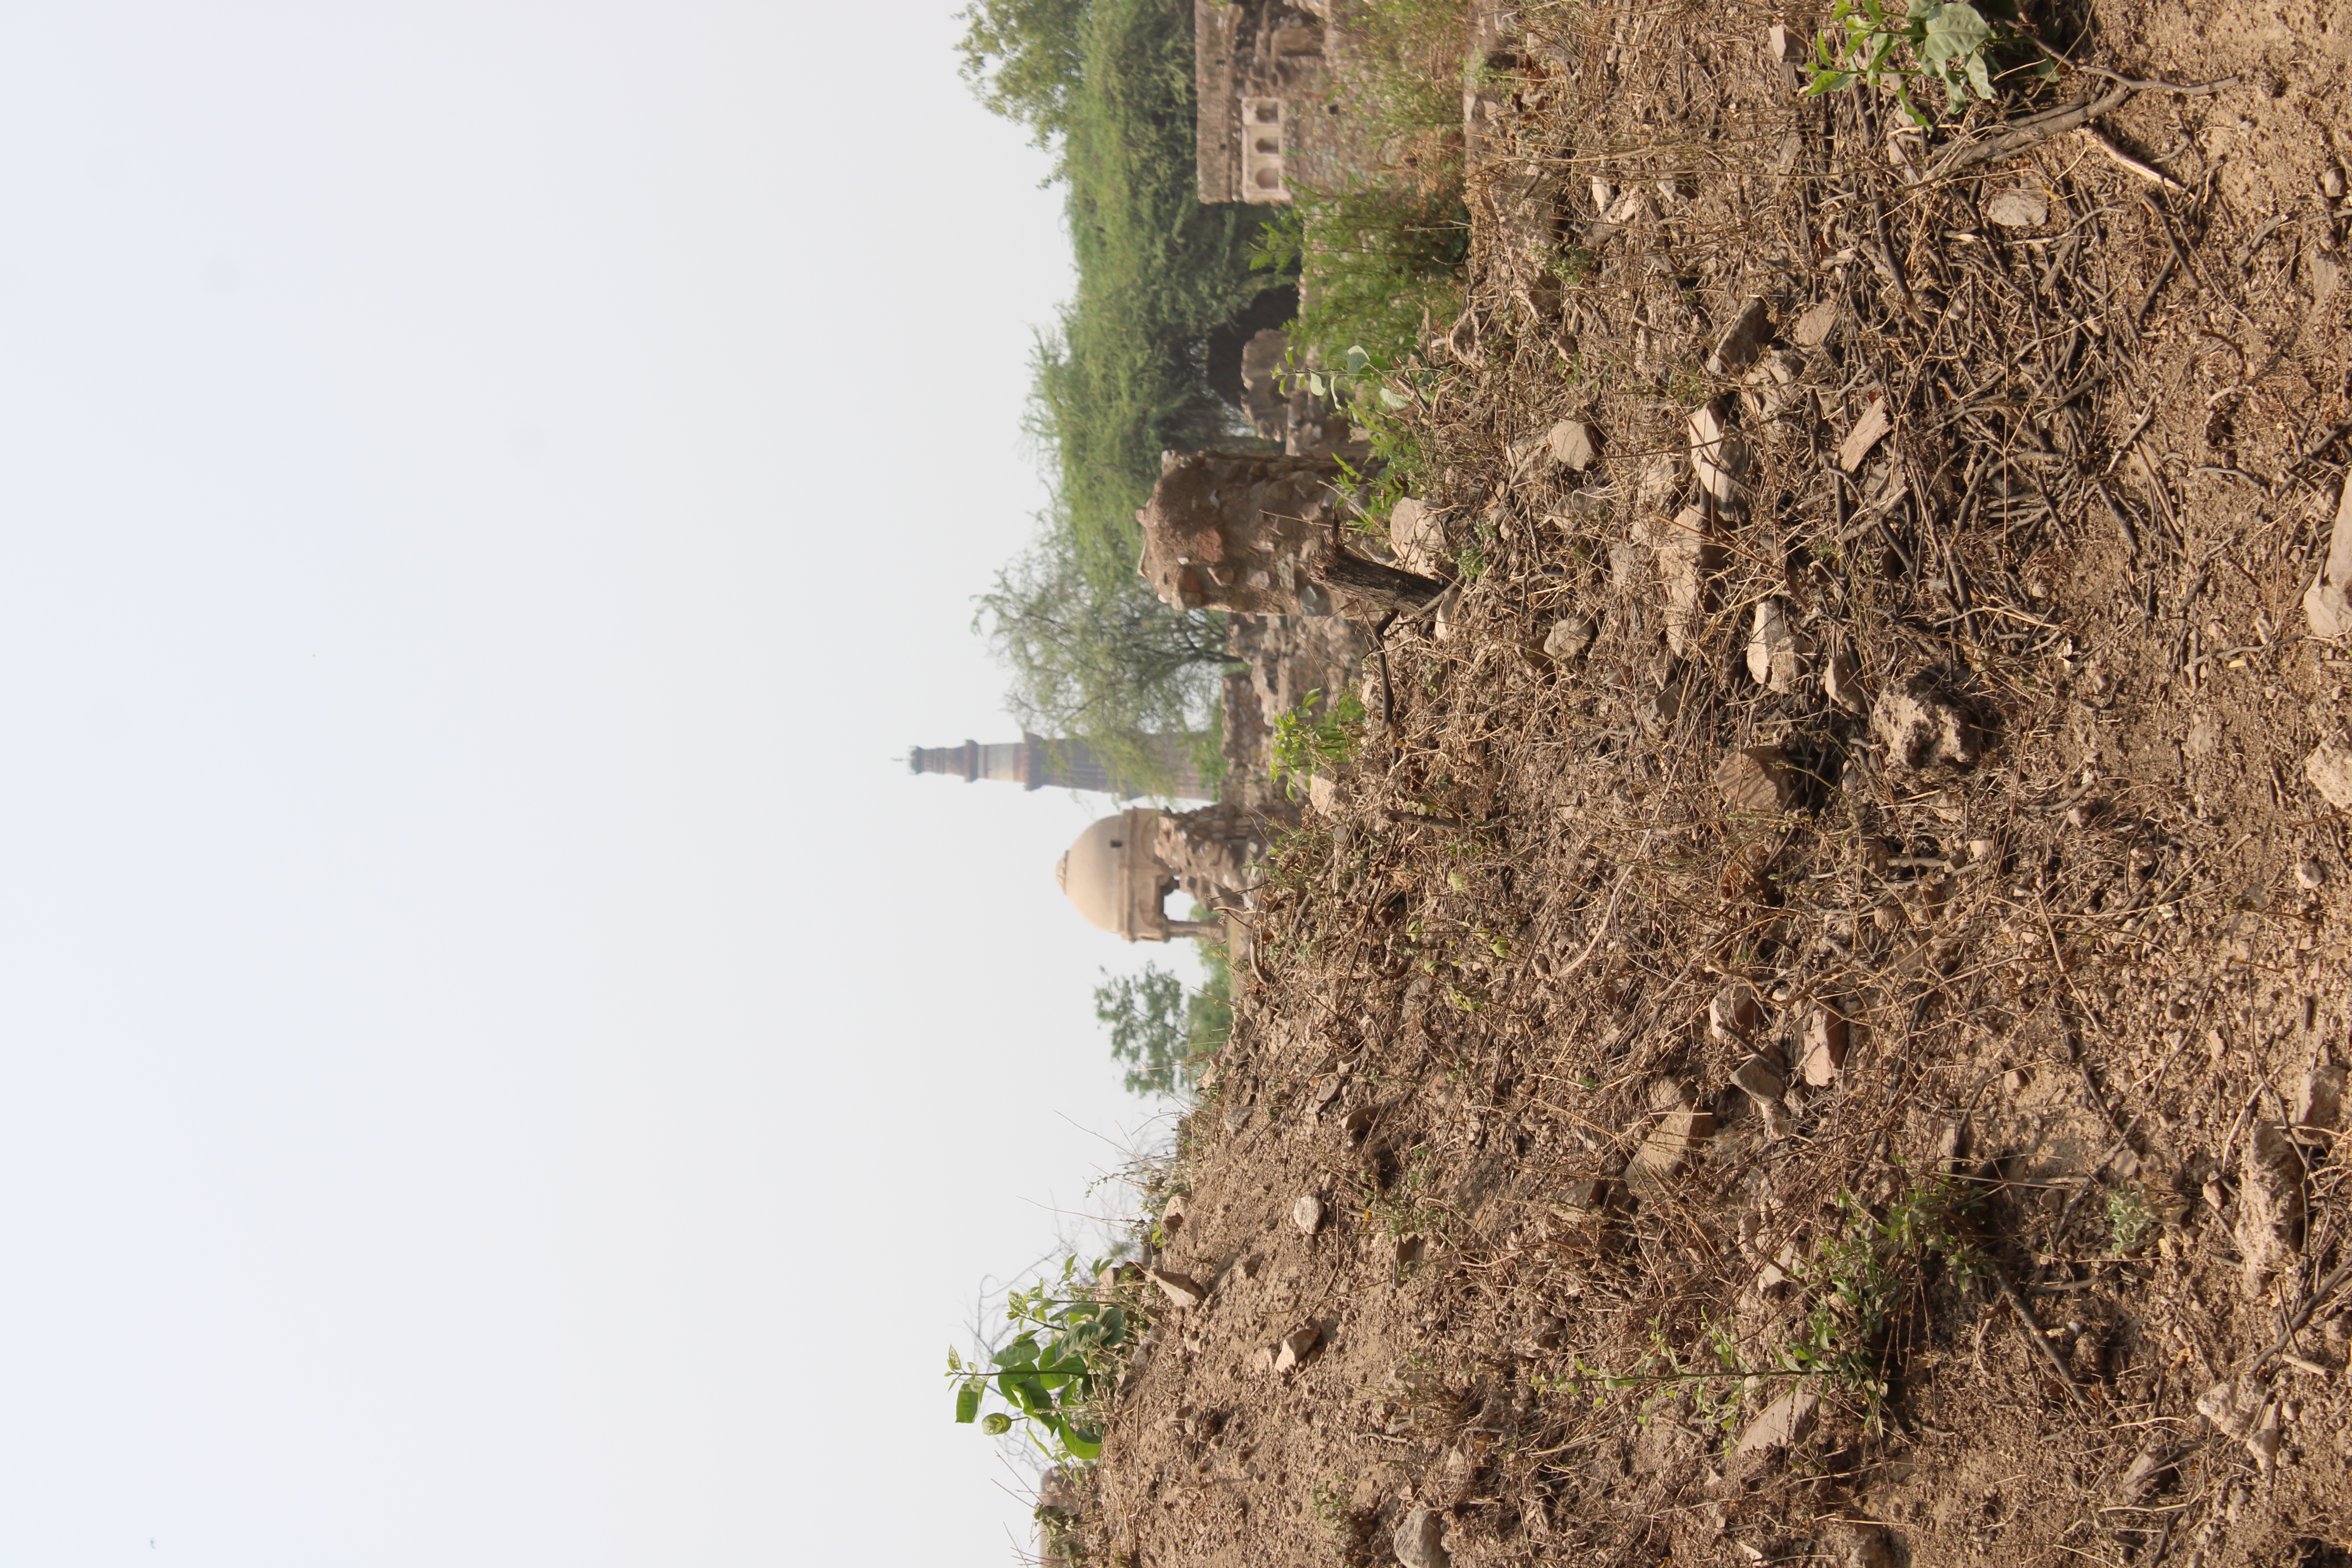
left=0, top=3, right=1187, bottom=1563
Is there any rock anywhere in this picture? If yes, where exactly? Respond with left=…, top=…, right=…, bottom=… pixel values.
left=1392, top=1506, right=1450, bottom=1568
left=1740, top=348, right=1808, bottom=421
left=1543, top=613, right=1595, bottom=662
left=1307, top=773, right=1340, bottom=815
left=1801, top=1009, right=1848, bottom=1085
left=1985, top=188, right=2049, bottom=228
left=1557, top=1179, right=1614, bottom=1221
left=2327, top=165, right=2347, bottom=201
left=1145, top=1267, right=1209, bottom=1308
left=1871, top=674, right=1978, bottom=771
left=2307, top=739, right=2352, bottom=810
left=1636, top=457, right=1680, bottom=513
left=2197, top=1377, right=2264, bottom=1439
left=1707, top=297, right=1773, bottom=377
left=1736, top=1390, right=1819, bottom=1453
left=1638, top=506, right=1722, bottom=657
left=2238, top=1120, right=2306, bottom=1298
left=1638, top=684, right=1682, bottom=735
left=1546, top=418, right=1601, bottom=471
left=1838, top=398, right=1892, bottom=473
left=1716, top=745, right=1798, bottom=814
left=1746, top=599, right=1810, bottom=691
left=1161, top=1195, right=1187, bottom=1234
left=1293, top=1194, right=1325, bottom=1235
left=1838, top=1523, right=1896, bottom=1568
left=1793, top=299, right=1842, bottom=347
left=2117, top=1443, right=2176, bottom=1501
left=2300, top=482, right=2352, bottom=637
left=1766, top=22, right=1798, bottom=60
left=2296, top=857, right=2328, bottom=891
left=1608, top=540, right=1644, bottom=590
left=2296, top=1063, right=2347, bottom=1138
left=1309, top=1073, right=1344, bottom=1111
left=1731, top=1052, right=1786, bottom=1105
left=1710, top=984, right=1760, bottom=1045
left=1272, top=1323, right=1320, bottom=1373
left=1689, top=400, right=1749, bottom=511
left=1389, top=497, right=1446, bottom=577
left=1823, top=648, right=1866, bottom=713
left=1223, top=1102, right=1257, bottom=1134
left=2247, top=1400, right=2283, bottom=1476
left=1630, top=1078, right=1715, bottom=1178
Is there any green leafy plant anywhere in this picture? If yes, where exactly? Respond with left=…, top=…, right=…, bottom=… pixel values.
left=2106, top=1183, right=2156, bottom=1254
left=951, top=1257, right=1132, bottom=1462
left=1802, top=0, right=2051, bottom=124
left=1270, top=688, right=1367, bottom=795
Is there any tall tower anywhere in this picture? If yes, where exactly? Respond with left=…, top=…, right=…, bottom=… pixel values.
left=907, top=733, right=1205, bottom=799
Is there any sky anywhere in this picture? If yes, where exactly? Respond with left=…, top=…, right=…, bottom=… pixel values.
left=0, top=3, right=1193, bottom=1563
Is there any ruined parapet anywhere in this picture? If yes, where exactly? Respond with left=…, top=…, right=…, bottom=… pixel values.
left=1154, top=798, right=1299, bottom=913
left=1136, top=450, right=1352, bottom=616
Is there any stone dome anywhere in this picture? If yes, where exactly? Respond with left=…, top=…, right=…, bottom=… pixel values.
left=1057, top=813, right=1140, bottom=936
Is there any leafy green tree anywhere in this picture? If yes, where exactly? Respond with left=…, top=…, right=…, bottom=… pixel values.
left=1093, top=950, right=1230, bottom=1096
left=953, top=0, right=1090, bottom=146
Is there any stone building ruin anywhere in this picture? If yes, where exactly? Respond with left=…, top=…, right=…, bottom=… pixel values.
left=1194, top=1, right=1335, bottom=205
left=1056, top=809, right=1230, bottom=944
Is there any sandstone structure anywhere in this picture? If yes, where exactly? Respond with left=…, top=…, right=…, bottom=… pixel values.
left=1135, top=450, right=1350, bottom=616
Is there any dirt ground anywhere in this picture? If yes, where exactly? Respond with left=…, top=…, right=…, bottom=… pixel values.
left=1054, top=0, right=2352, bottom=1563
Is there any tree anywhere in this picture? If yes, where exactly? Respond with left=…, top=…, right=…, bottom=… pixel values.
left=953, top=0, right=1090, bottom=149
left=1092, top=947, right=1230, bottom=1097
left=976, top=530, right=1230, bottom=796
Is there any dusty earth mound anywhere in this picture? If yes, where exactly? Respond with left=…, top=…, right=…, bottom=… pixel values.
left=1053, top=0, right=2352, bottom=1563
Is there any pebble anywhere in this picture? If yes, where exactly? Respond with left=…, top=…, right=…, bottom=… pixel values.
left=1145, top=1267, right=1209, bottom=1308
left=1546, top=417, right=1600, bottom=471
left=1543, top=613, right=1594, bottom=662
left=1986, top=188, right=2049, bottom=227
left=1292, top=1194, right=1325, bottom=1236
left=1392, top=1506, right=1451, bottom=1568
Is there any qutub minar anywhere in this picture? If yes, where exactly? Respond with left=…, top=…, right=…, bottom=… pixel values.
left=906, top=733, right=1207, bottom=801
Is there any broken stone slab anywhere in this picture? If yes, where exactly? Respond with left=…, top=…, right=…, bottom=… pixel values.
left=1838, top=398, right=1892, bottom=473
left=1715, top=744, right=1799, bottom=814
left=2303, top=482, right=2352, bottom=637
left=1292, top=1194, right=1325, bottom=1235
left=2238, top=1119, right=2307, bottom=1298
left=1557, top=1178, right=1616, bottom=1221
left=1688, top=399, right=1749, bottom=511
left=1543, top=613, right=1594, bottom=662
left=1871, top=673, right=1978, bottom=771
left=1546, top=417, right=1601, bottom=471
left=1272, top=1323, right=1320, bottom=1373
left=1706, top=296, right=1773, bottom=378
left=1746, top=599, right=1811, bottom=692
left=1793, top=299, right=1842, bottom=348
left=1736, top=1389, right=1820, bottom=1454
left=1389, top=496, right=1446, bottom=577
left=1392, top=1506, right=1451, bottom=1568
left=2308, top=739, right=2352, bottom=810
left=1985, top=188, right=2049, bottom=228
left=1801, top=1009, right=1848, bottom=1086
left=1145, top=1267, right=1209, bottom=1308
left=1630, top=1078, right=1715, bottom=1178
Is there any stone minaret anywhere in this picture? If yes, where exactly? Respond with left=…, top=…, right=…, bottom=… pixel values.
left=907, top=733, right=1205, bottom=799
